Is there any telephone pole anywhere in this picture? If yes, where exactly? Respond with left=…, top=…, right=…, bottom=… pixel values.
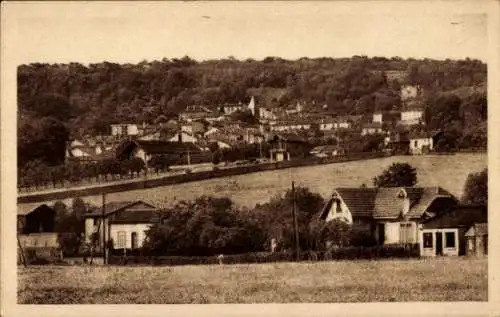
left=292, top=181, right=300, bottom=262
left=102, top=193, right=107, bottom=265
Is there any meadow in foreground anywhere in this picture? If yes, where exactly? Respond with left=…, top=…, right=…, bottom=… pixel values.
left=18, top=257, right=487, bottom=304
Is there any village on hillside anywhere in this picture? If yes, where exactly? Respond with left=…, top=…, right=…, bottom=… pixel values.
left=11, top=3, right=490, bottom=305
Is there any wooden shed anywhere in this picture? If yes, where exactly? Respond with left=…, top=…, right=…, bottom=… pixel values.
left=465, top=223, right=488, bottom=257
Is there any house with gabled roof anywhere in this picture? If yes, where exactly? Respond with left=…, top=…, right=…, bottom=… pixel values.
left=319, top=186, right=457, bottom=245
left=84, top=200, right=160, bottom=250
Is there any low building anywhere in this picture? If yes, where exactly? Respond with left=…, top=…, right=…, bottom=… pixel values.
left=115, top=139, right=205, bottom=167
left=420, top=204, right=487, bottom=257
left=84, top=200, right=160, bottom=250
left=465, top=223, right=488, bottom=257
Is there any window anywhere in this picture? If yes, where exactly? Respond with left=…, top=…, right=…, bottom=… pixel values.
left=335, top=200, right=342, bottom=213
left=117, top=231, right=126, bottom=249
left=414, top=140, right=418, bottom=147
left=445, top=232, right=455, bottom=248
left=400, top=223, right=414, bottom=243
left=423, top=232, right=433, bottom=248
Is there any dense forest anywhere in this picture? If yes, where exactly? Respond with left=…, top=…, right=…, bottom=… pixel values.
left=18, top=55, right=487, bottom=168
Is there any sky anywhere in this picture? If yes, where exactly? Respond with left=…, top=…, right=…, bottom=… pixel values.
left=1, top=2, right=491, bottom=64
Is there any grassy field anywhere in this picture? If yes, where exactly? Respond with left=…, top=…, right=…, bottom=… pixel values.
left=18, top=257, right=487, bottom=304
left=48, top=153, right=486, bottom=209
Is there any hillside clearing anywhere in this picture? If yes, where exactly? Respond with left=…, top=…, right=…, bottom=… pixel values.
left=18, top=257, right=487, bottom=304
left=42, top=153, right=486, bottom=209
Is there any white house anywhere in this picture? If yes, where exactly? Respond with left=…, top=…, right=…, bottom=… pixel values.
left=84, top=200, right=160, bottom=250
left=409, top=132, right=434, bottom=155
left=400, top=109, right=424, bottom=126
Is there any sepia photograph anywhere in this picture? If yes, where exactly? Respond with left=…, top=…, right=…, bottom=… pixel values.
left=2, top=0, right=499, bottom=315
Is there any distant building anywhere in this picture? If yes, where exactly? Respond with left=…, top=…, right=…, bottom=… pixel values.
left=361, top=122, right=384, bottom=136
left=400, top=108, right=425, bottom=126
left=319, top=118, right=352, bottom=131
left=408, top=131, right=433, bottom=155
left=401, top=85, right=423, bottom=101
left=110, top=123, right=141, bottom=137
left=179, top=105, right=216, bottom=122
left=220, top=102, right=246, bottom=115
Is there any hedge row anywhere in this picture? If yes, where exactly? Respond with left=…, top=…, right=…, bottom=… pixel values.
left=107, top=244, right=420, bottom=266
left=18, top=152, right=388, bottom=204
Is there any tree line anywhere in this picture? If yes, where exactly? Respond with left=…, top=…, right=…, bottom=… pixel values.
left=18, top=157, right=146, bottom=190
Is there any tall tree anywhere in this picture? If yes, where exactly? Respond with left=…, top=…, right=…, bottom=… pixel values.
left=373, top=162, right=418, bottom=187
left=462, top=168, right=487, bottom=205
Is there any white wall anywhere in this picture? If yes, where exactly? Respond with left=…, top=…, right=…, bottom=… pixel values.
left=110, top=223, right=152, bottom=249
left=373, top=113, right=383, bottom=123
left=384, top=222, right=400, bottom=244
left=409, top=138, right=433, bottom=154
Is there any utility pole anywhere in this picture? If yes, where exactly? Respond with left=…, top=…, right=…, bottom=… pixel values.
left=292, top=181, right=300, bottom=262
left=102, top=193, right=107, bottom=265
left=17, top=234, right=27, bottom=268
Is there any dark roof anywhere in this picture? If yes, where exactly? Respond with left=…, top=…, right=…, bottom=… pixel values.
left=268, top=132, right=307, bottom=143
left=422, top=204, right=487, bottom=229
left=321, top=187, right=456, bottom=220
left=18, top=203, right=55, bottom=216
left=465, top=223, right=488, bottom=237
left=85, top=200, right=158, bottom=217
left=117, top=140, right=203, bottom=157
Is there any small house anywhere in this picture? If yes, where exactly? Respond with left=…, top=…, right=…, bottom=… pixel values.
left=420, top=204, right=487, bottom=257
left=465, top=223, right=488, bottom=257
left=84, top=200, right=160, bottom=250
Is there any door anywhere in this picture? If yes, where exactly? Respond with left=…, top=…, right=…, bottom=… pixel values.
left=131, top=232, right=138, bottom=249
left=377, top=223, right=385, bottom=245
left=436, top=232, right=443, bottom=256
